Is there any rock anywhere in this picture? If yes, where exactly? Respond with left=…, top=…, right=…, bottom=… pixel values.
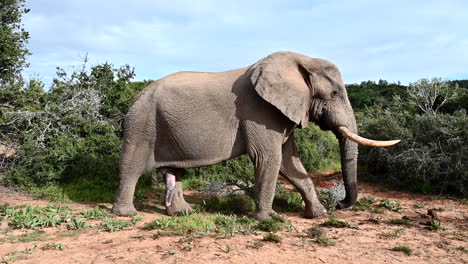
left=316, top=182, right=346, bottom=207
left=203, top=181, right=245, bottom=197
left=0, top=218, right=9, bottom=230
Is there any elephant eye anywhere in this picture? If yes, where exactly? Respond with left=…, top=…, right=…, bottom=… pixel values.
left=331, top=90, right=339, bottom=98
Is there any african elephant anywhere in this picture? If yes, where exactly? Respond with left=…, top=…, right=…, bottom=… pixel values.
left=112, top=51, right=399, bottom=220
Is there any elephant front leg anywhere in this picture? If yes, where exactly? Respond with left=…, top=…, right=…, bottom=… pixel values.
left=163, top=168, right=193, bottom=216
left=253, top=157, right=282, bottom=221
left=280, top=136, right=327, bottom=218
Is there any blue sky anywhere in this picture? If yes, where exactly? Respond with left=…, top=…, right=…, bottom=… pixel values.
left=23, top=0, right=468, bottom=86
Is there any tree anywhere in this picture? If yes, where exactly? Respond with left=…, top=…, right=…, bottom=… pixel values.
left=0, top=0, right=30, bottom=83
left=408, top=78, right=458, bottom=115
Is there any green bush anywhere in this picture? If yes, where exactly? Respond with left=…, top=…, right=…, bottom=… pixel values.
left=358, top=79, right=467, bottom=197
left=0, top=61, right=150, bottom=201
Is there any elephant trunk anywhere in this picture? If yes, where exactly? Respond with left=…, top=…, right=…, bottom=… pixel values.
left=335, top=123, right=359, bottom=209
left=333, top=122, right=400, bottom=209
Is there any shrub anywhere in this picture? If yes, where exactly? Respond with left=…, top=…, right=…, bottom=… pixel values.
left=358, top=78, right=467, bottom=197
left=0, top=60, right=151, bottom=201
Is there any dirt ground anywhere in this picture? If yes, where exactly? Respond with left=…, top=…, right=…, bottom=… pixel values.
left=0, top=181, right=467, bottom=264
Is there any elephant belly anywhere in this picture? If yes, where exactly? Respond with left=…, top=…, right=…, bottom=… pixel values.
left=154, top=100, right=244, bottom=168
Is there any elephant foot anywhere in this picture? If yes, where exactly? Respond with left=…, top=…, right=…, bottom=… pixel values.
left=166, top=199, right=193, bottom=216
left=252, top=210, right=276, bottom=221
left=112, top=203, right=137, bottom=216
left=304, top=204, right=327, bottom=218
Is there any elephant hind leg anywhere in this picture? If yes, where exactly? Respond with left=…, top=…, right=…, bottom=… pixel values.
left=162, top=168, right=193, bottom=216
left=113, top=141, right=155, bottom=216
left=280, top=135, right=326, bottom=218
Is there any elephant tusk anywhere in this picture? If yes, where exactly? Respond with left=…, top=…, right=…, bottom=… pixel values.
left=337, top=126, right=401, bottom=147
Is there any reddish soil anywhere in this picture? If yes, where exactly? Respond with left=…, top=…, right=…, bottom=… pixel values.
left=0, top=181, right=467, bottom=264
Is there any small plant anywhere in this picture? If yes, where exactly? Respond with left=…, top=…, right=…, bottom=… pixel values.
left=316, top=236, right=335, bottom=247
left=389, top=217, right=415, bottom=226
left=273, top=190, right=304, bottom=212
left=304, top=226, right=324, bottom=238
left=182, top=244, right=193, bottom=251
left=168, top=244, right=179, bottom=255
left=202, top=195, right=255, bottom=215
left=263, top=233, right=282, bottom=243
left=413, top=203, right=426, bottom=209
left=380, top=199, right=403, bottom=213
left=322, top=215, right=358, bottom=229
left=221, top=244, right=233, bottom=253
left=256, top=219, right=281, bottom=232
left=3, top=244, right=38, bottom=263
left=380, top=227, right=405, bottom=238
left=67, top=217, right=88, bottom=230
left=101, top=216, right=141, bottom=232
left=353, top=197, right=379, bottom=211
left=81, top=207, right=113, bottom=219
left=428, top=219, right=441, bottom=230
left=248, top=240, right=264, bottom=249
left=317, top=191, right=336, bottom=210
left=41, top=242, right=64, bottom=251
left=145, top=213, right=257, bottom=237
left=365, top=216, right=381, bottom=224
left=391, top=245, right=413, bottom=256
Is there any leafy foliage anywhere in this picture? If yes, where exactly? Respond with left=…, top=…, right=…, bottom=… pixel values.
left=358, top=79, right=467, bottom=197
left=100, top=216, right=142, bottom=232
left=1, top=203, right=72, bottom=229
left=202, top=194, right=255, bottom=215
left=1, top=59, right=151, bottom=201
left=145, top=213, right=258, bottom=237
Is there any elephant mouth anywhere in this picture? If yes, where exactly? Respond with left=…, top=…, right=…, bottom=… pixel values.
left=336, top=126, right=400, bottom=147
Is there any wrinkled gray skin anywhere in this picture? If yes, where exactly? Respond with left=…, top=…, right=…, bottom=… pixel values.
left=113, top=51, right=358, bottom=220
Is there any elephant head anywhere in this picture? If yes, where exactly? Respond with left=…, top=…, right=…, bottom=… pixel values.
left=250, top=51, right=399, bottom=209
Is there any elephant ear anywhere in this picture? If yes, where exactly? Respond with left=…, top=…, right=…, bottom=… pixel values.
left=250, top=52, right=311, bottom=128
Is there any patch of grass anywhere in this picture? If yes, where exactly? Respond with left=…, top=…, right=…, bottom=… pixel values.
left=255, top=215, right=289, bottom=232
left=273, top=190, right=304, bottom=213
left=321, top=215, right=358, bottom=229
left=263, top=233, right=282, bottom=243
left=100, top=216, right=142, bottom=232
left=317, top=190, right=336, bottom=210
left=304, top=225, right=335, bottom=246
left=145, top=213, right=258, bottom=237
left=0, top=230, right=47, bottom=244
left=413, top=203, right=426, bottom=209
left=202, top=195, right=255, bottom=215
left=256, top=219, right=281, bottom=232
left=391, top=245, right=413, bottom=256
left=80, top=207, right=113, bottom=220
left=17, top=230, right=47, bottom=243
left=380, top=227, right=405, bottom=238
left=380, top=199, right=403, bottom=213
left=2, top=244, right=37, bottom=263
left=67, top=217, right=88, bottom=230
left=27, top=179, right=118, bottom=203
left=41, top=242, right=64, bottom=251
left=248, top=240, right=264, bottom=249
left=2, top=204, right=72, bottom=229
left=56, top=229, right=85, bottom=237
left=353, top=197, right=379, bottom=211
left=316, top=236, right=335, bottom=246
left=365, top=216, right=382, bottom=224
left=389, top=217, right=416, bottom=226
left=304, top=226, right=324, bottom=238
